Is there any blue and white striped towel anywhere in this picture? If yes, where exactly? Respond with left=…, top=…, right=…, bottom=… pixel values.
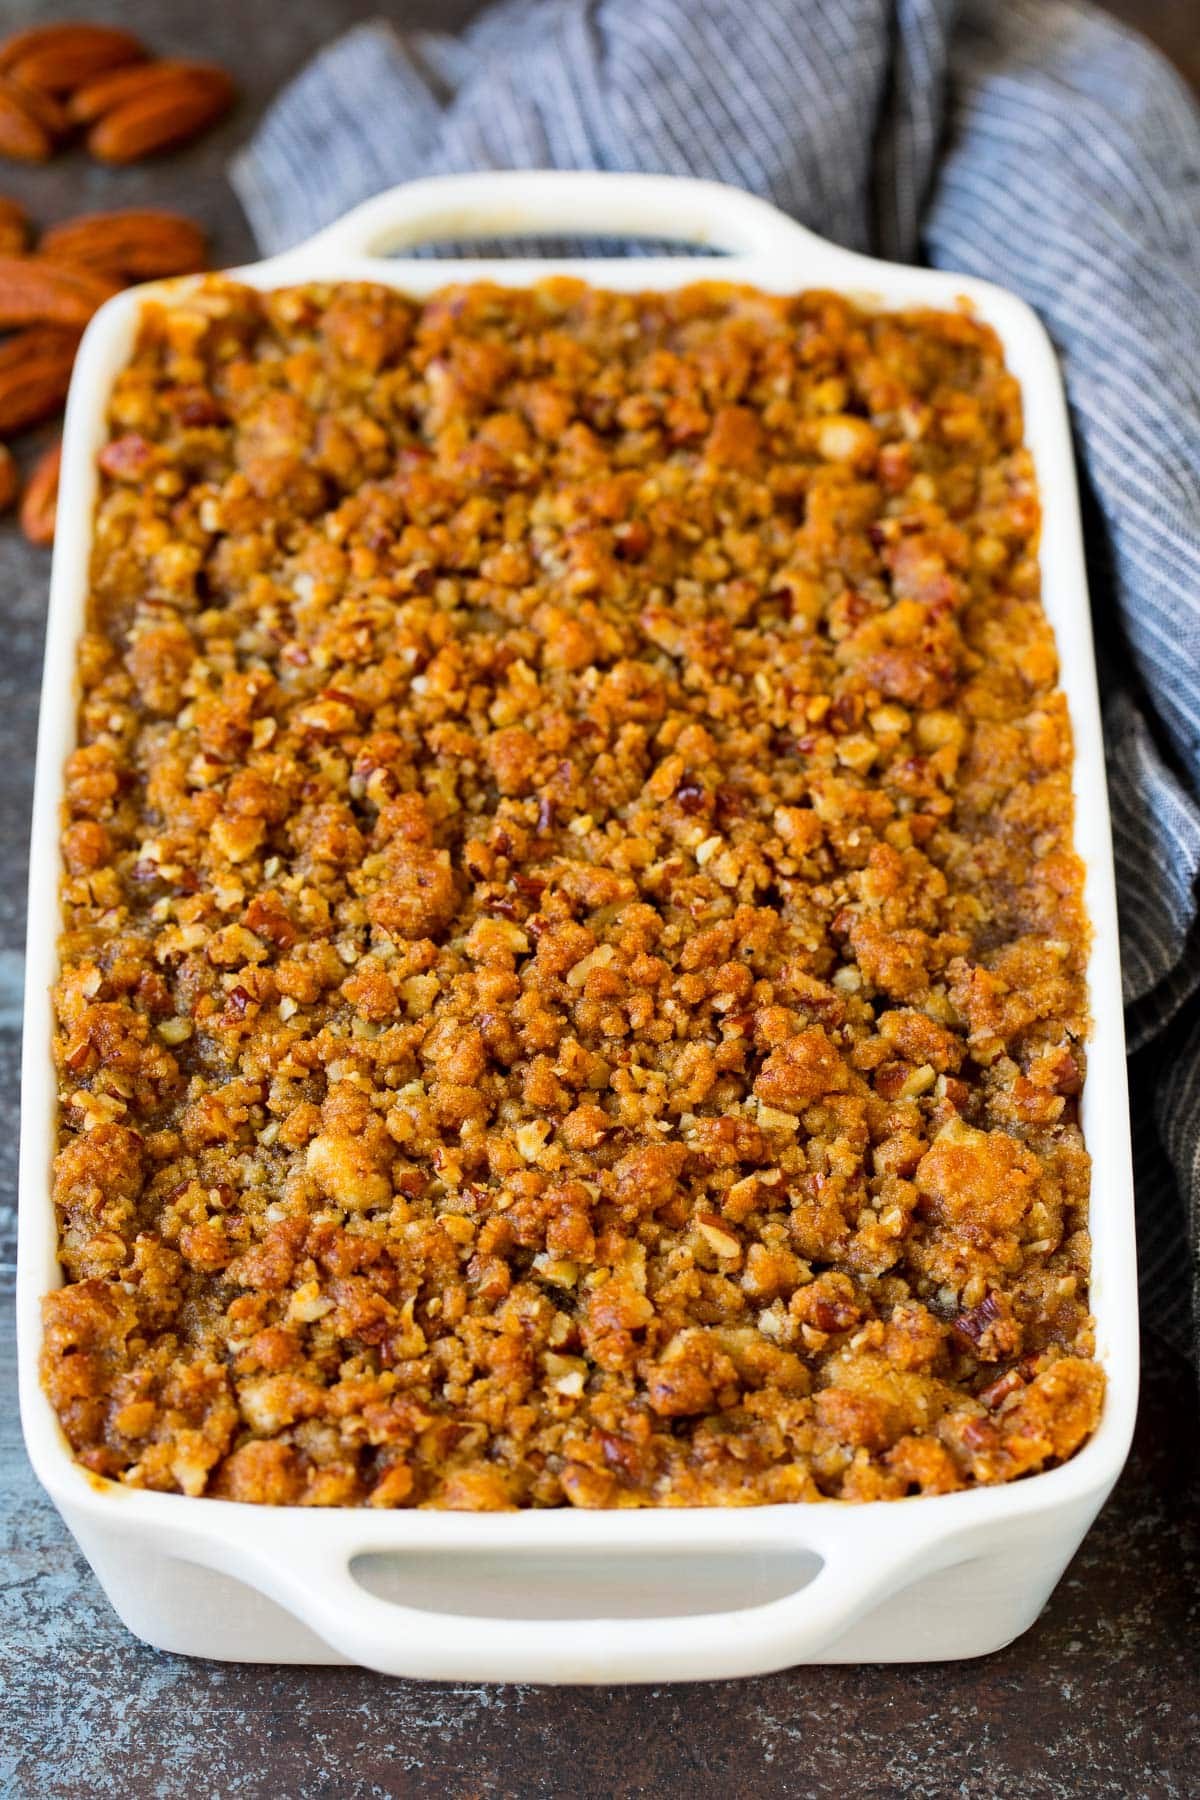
left=233, top=0, right=1200, bottom=1357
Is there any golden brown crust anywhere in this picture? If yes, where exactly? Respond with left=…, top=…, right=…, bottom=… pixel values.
left=42, top=276, right=1101, bottom=1508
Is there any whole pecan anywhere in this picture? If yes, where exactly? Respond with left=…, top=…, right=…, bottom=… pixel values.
left=40, top=209, right=208, bottom=281
left=85, top=63, right=234, bottom=163
left=20, top=437, right=61, bottom=547
left=0, top=254, right=122, bottom=328
left=0, top=326, right=81, bottom=433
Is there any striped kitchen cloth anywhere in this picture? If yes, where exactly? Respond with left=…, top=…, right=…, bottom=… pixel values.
left=232, top=0, right=1200, bottom=1356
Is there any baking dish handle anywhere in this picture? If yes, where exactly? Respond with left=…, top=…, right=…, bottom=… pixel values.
left=284, top=170, right=823, bottom=266
left=222, top=1519, right=950, bottom=1683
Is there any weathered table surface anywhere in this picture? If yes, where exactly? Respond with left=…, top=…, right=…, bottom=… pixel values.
left=2, top=3, right=1197, bottom=1795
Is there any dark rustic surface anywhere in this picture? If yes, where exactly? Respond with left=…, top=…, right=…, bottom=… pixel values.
left=1, top=3, right=1197, bottom=1796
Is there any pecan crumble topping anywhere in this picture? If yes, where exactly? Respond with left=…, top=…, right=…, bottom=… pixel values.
left=41, top=276, right=1102, bottom=1507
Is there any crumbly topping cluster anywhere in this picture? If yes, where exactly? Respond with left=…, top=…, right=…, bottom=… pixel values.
left=42, top=277, right=1100, bottom=1508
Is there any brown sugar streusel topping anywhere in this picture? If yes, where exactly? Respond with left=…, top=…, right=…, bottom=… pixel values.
left=41, top=275, right=1102, bottom=1509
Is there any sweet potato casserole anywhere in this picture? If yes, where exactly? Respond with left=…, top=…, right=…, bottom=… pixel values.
left=41, top=275, right=1103, bottom=1509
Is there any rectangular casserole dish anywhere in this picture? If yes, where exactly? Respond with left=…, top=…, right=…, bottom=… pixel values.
left=17, top=170, right=1138, bottom=1684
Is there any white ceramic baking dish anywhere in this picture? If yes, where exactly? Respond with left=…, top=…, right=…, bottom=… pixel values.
left=17, top=171, right=1138, bottom=1684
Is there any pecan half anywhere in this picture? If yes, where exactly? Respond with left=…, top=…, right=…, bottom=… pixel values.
left=3, top=75, right=70, bottom=140
left=69, top=58, right=197, bottom=126
left=0, top=326, right=81, bottom=433
left=0, top=76, right=56, bottom=161
left=20, top=437, right=61, bottom=546
left=3, top=24, right=146, bottom=94
left=0, top=194, right=29, bottom=253
left=0, top=442, right=16, bottom=512
left=0, top=254, right=122, bottom=329
left=85, top=63, right=234, bottom=163
left=40, top=209, right=208, bottom=281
